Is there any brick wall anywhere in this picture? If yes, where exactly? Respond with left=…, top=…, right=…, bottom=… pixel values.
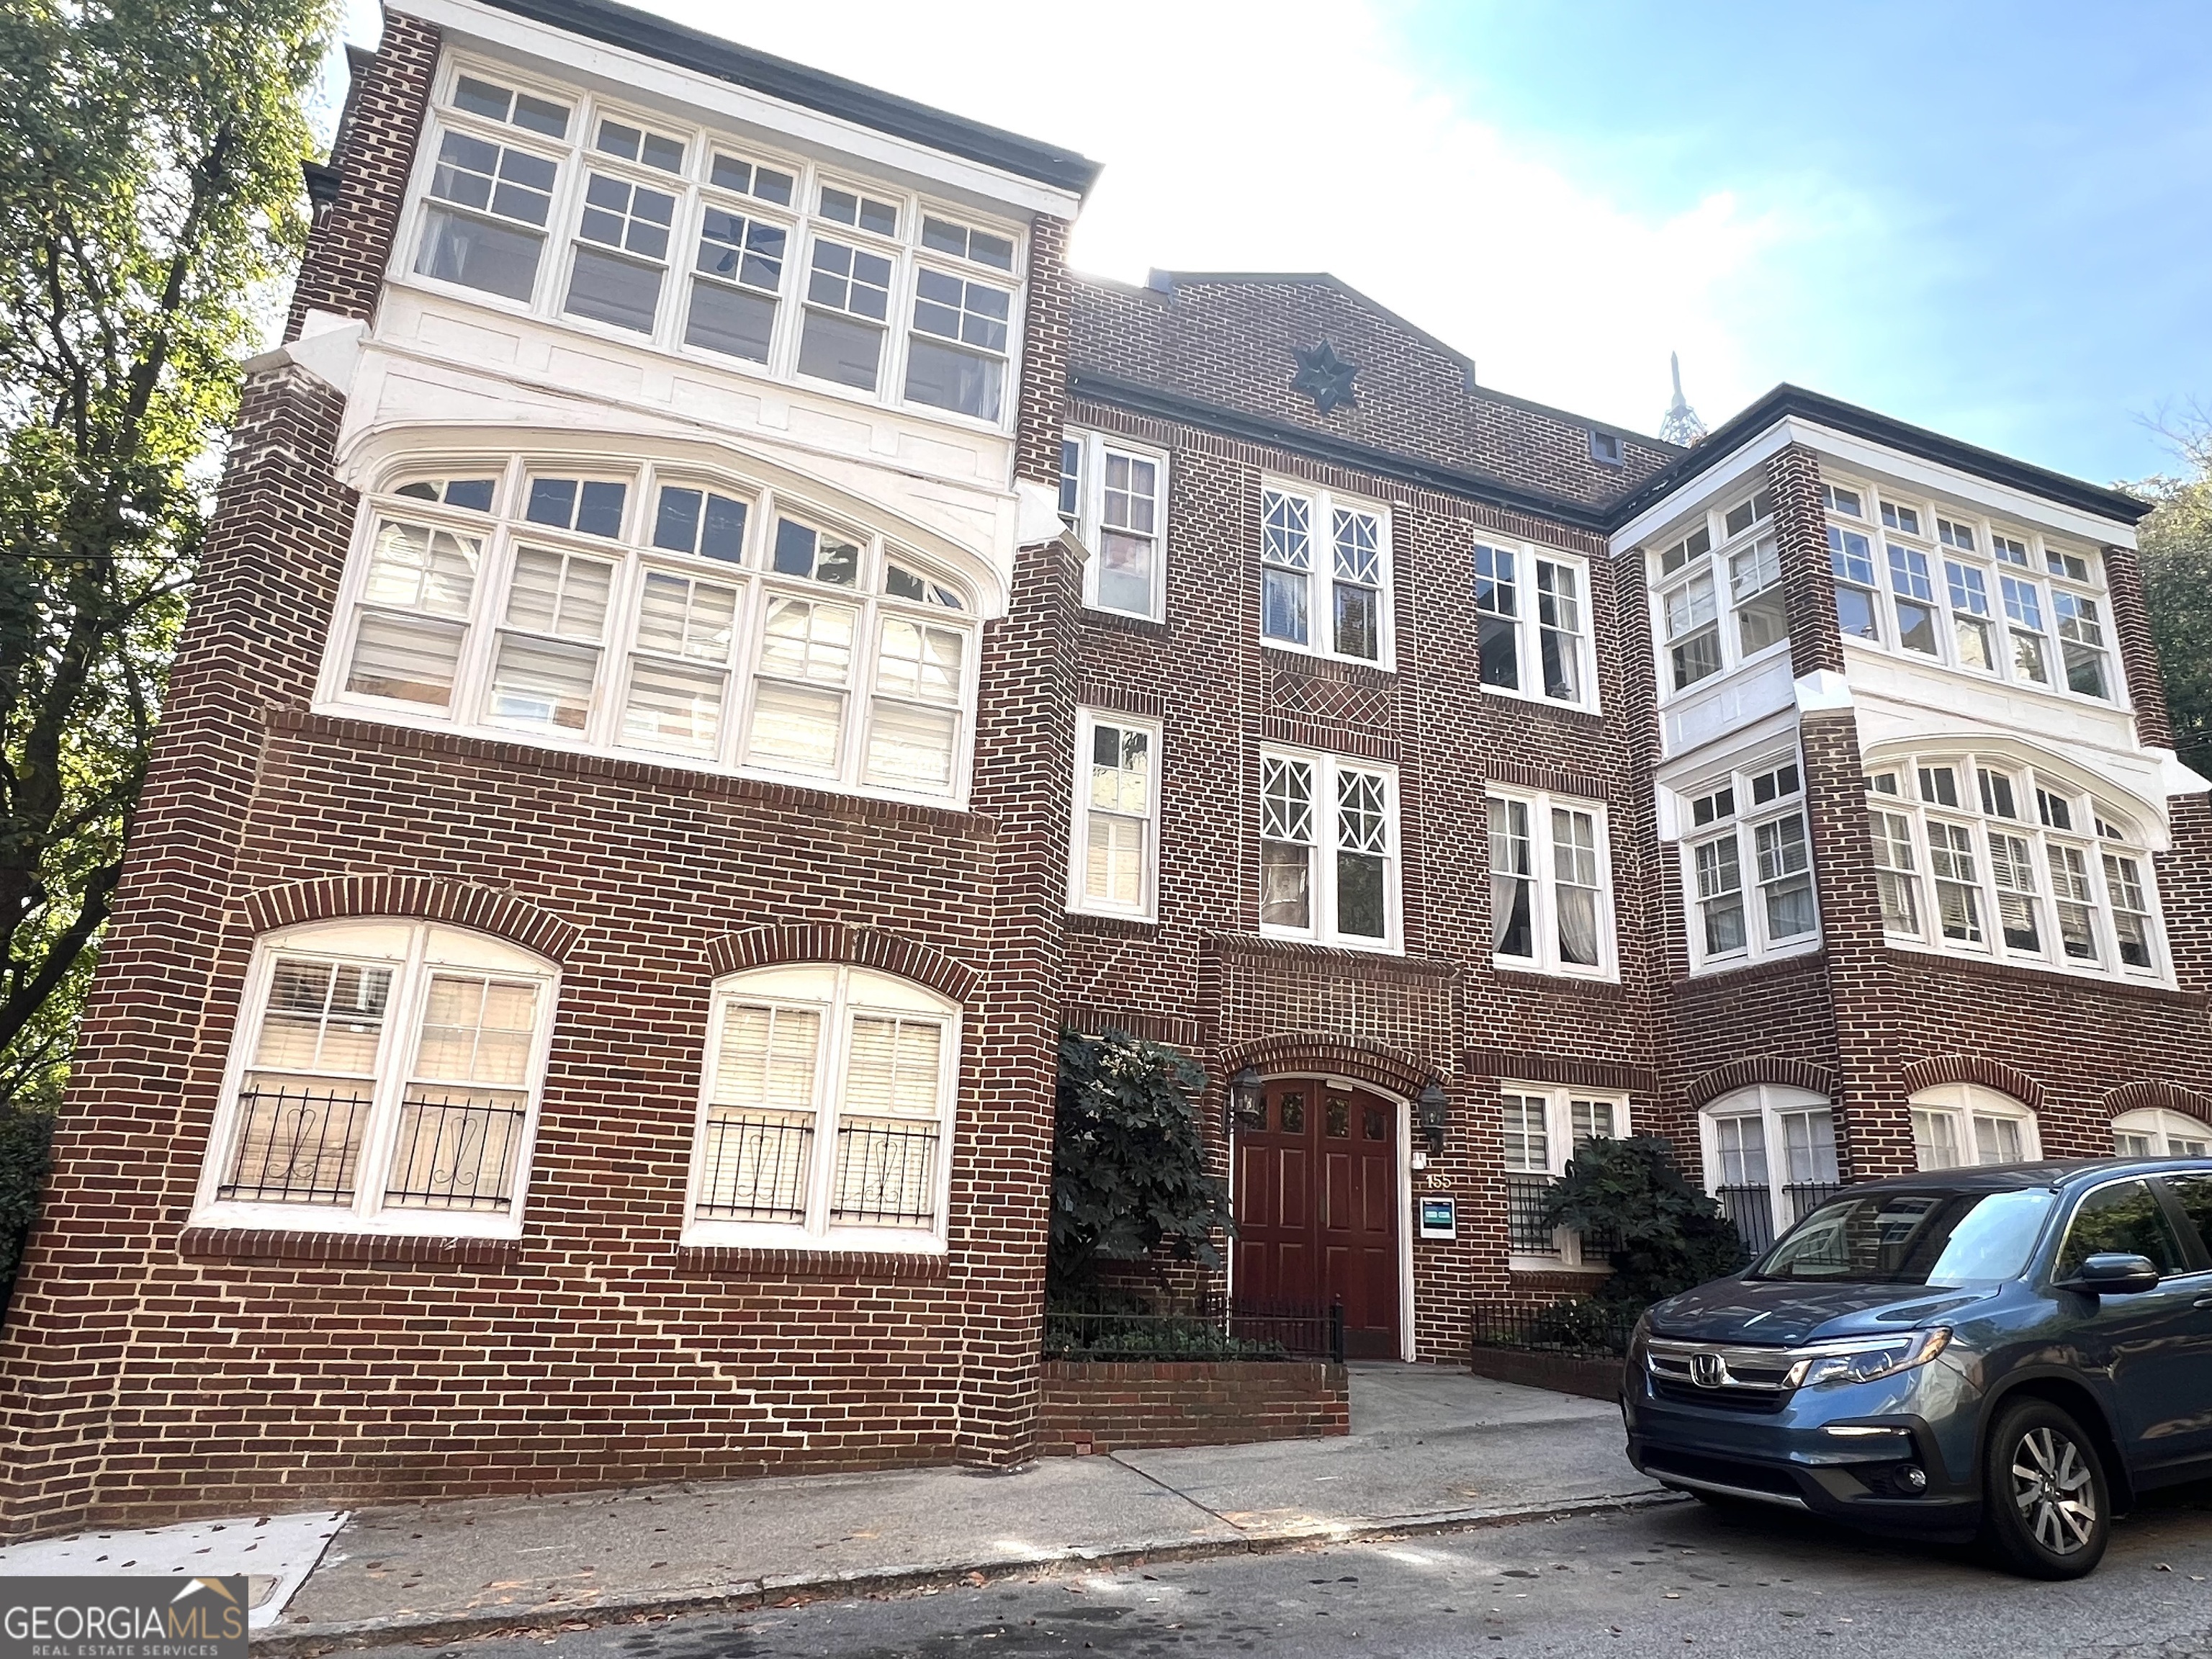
left=1037, top=1361, right=1349, bottom=1455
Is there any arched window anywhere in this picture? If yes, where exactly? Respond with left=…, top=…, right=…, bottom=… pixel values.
left=196, top=920, right=559, bottom=1234
left=321, top=454, right=980, bottom=803
left=2112, top=1107, right=2212, bottom=1159
left=1910, top=1082, right=2040, bottom=1170
left=1863, top=748, right=2164, bottom=981
left=685, top=965, right=958, bottom=1251
left=1699, top=1085, right=1840, bottom=1253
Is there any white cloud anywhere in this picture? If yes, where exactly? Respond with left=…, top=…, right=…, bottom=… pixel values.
left=346, top=0, right=1817, bottom=433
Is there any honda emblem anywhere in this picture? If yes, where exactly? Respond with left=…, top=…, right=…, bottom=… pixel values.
left=1690, top=1351, right=1728, bottom=1388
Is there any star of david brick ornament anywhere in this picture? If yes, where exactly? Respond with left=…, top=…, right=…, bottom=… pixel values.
left=1290, top=340, right=1359, bottom=415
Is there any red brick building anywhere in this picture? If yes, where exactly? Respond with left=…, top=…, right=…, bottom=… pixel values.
left=3, top=0, right=2206, bottom=1536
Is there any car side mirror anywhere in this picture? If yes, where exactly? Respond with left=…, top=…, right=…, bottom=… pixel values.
left=2057, top=1252, right=2162, bottom=1296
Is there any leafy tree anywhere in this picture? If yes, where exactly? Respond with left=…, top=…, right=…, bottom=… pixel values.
left=1540, top=1135, right=1747, bottom=1310
left=2134, top=414, right=2212, bottom=775
left=0, top=0, right=334, bottom=1109
left=0, top=1103, right=55, bottom=1321
left=1048, top=1029, right=1233, bottom=1302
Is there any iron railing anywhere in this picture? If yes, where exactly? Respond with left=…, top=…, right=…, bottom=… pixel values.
left=1506, top=1174, right=1559, bottom=1254
left=218, top=1086, right=371, bottom=1204
left=384, top=1092, right=527, bottom=1210
left=1470, top=1302, right=1640, bottom=1361
left=831, top=1117, right=940, bottom=1227
left=1714, top=1182, right=1846, bottom=1256
left=696, top=1108, right=813, bottom=1220
left=1043, top=1297, right=1345, bottom=1364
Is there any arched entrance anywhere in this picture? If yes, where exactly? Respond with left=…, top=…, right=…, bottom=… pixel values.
left=1233, top=1075, right=1403, bottom=1358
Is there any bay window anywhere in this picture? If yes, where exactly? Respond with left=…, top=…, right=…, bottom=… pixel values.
left=1260, top=484, right=1393, bottom=667
left=325, top=454, right=979, bottom=804
left=1488, top=789, right=1614, bottom=978
left=1650, top=486, right=1786, bottom=698
left=1259, top=749, right=1398, bottom=949
left=1475, top=541, right=1593, bottom=709
left=1678, top=756, right=1817, bottom=971
left=1700, top=1085, right=1841, bottom=1255
left=1059, top=431, right=1169, bottom=619
left=1910, top=1083, right=2039, bottom=1170
left=194, top=920, right=558, bottom=1236
left=1069, top=708, right=1161, bottom=919
left=686, top=965, right=958, bottom=1251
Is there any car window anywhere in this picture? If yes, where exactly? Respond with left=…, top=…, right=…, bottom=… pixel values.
left=2054, top=1178, right=2188, bottom=1279
left=1754, top=1189, right=2051, bottom=1285
left=2164, top=1174, right=2212, bottom=1264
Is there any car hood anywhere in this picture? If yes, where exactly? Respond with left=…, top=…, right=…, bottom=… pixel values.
left=1645, top=1277, right=1997, bottom=1345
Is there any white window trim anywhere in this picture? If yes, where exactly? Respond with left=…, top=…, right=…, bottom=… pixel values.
left=1069, top=706, right=1162, bottom=922
left=1487, top=787, right=1618, bottom=981
left=1698, top=1084, right=1841, bottom=1243
left=1647, top=489, right=1791, bottom=705
left=394, top=53, right=1028, bottom=437
left=1258, top=480, right=1397, bottom=670
left=191, top=920, right=561, bottom=1239
left=1909, top=1082, right=2041, bottom=1172
left=1257, top=747, right=1403, bottom=953
left=2111, top=1107, right=2212, bottom=1159
left=1862, top=749, right=2171, bottom=986
left=1501, top=1082, right=1630, bottom=1271
left=683, top=963, right=959, bottom=1254
left=1820, top=470, right=2128, bottom=712
left=314, top=450, right=984, bottom=810
left=1676, top=752, right=1821, bottom=975
left=1061, top=428, right=1169, bottom=622
left=1474, top=540, right=1601, bottom=714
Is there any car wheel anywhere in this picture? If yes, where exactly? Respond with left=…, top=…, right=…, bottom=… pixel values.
left=1980, top=1398, right=2110, bottom=1579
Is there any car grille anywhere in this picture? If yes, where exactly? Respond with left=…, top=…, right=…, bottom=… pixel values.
left=1651, top=1375, right=1789, bottom=1413
left=1645, top=1337, right=1798, bottom=1413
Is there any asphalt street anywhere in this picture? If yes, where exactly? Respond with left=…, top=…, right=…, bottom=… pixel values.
left=433, top=1485, right=2212, bottom=1659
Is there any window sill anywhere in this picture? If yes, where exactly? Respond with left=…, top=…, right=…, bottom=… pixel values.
left=1260, top=642, right=1395, bottom=680
left=1491, top=962, right=1622, bottom=993
left=178, top=1226, right=521, bottom=1267
left=672, top=1244, right=949, bottom=1280
left=1884, top=942, right=2198, bottom=1004
left=1674, top=948, right=1826, bottom=990
left=1259, top=925, right=1402, bottom=958
left=1208, top=932, right=1457, bottom=981
left=1508, top=1254, right=1609, bottom=1275
left=1478, top=683, right=1603, bottom=721
left=1067, top=909, right=1158, bottom=937
left=1081, top=605, right=1169, bottom=637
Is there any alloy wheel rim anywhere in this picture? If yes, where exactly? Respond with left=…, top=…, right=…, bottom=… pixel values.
left=2010, top=1424, right=2097, bottom=1555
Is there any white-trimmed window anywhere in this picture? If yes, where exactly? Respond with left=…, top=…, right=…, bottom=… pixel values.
left=1863, top=752, right=2167, bottom=981
left=1474, top=541, right=1594, bottom=709
left=194, top=920, right=559, bottom=1236
left=1488, top=789, right=1614, bottom=979
left=1677, top=755, right=1818, bottom=971
left=1258, top=749, right=1399, bottom=950
left=2113, top=1108, right=2212, bottom=1159
left=1649, top=485, right=1788, bottom=698
left=1070, top=708, right=1161, bottom=919
left=1910, top=1083, right=2040, bottom=1170
left=405, top=60, right=1024, bottom=429
left=1502, top=1084, right=1629, bottom=1265
left=1700, top=1085, right=1840, bottom=1254
left=1820, top=472, right=2118, bottom=705
left=1059, top=431, right=1168, bottom=620
left=1260, top=483, right=1393, bottom=667
left=323, top=454, right=981, bottom=805
left=685, top=964, right=957, bottom=1251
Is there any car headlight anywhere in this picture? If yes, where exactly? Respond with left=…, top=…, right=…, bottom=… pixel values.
left=1786, top=1326, right=1951, bottom=1389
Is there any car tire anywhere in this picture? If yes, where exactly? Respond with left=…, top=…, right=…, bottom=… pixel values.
left=1979, top=1398, right=2111, bottom=1579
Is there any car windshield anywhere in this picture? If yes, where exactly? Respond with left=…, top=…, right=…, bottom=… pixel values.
left=1752, top=1188, right=2056, bottom=1285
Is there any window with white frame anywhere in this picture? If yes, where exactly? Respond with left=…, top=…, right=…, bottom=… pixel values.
left=2112, top=1107, right=2212, bottom=1159
left=1649, top=485, right=1788, bottom=698
left=1069, top=708, right=1161, bottom=919
left=1819, top=473, right=2118, bottom=703
left=1059, top=431, right=1167, bottom=619
left=1474, top=541, right=1594, bottom=709
left=1699, top=1085, right=1841, bottom=1254
left=407, top=63, right=1023, bottom=427
left=685, top=964, right=957, bottom=1250
left=1678, top=755, right=1818, bottom=970
left=1259, top=483, right=1392, bottom=666
left=1258, top=750, right=1399, bottom=949
left=1863, top=751, right=2166, bottom=981
left=1502, top=1084, right=1629, bottom=1263
left=1910, top=1083, right=2040, bottom=1171
left=1488, top=789, right=1614, bottom=978
left=194, top=920, right=558, bottom=1234
left=325, top=454, right=980, bottom=804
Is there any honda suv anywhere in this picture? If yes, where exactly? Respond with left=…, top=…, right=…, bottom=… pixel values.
left=1623, top=1158, right=2212, bottom=1578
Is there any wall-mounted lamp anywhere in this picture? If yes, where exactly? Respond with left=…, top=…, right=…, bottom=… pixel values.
left=1227, top=1066, right=1267, bottom=1136
left=1416, top=1082, right=1449, bottom=1155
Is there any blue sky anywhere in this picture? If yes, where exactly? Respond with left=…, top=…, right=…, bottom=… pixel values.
left=338, top=0, right=2211, bottom=484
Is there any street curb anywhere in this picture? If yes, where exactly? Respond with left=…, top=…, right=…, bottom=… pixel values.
left=252, top=1488, right=1681, bottom=1654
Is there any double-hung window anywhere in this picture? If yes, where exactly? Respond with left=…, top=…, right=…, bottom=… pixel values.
left=195, top=920, right=558, bottom=1236
left=1259, top=750, right=1399, bottom=949
left=1059, top=431, right=1168, bottom=619
left=1910, top=1083, right=2039, bottom=1170
left=1475, top=541, right=1593, bottom=708
left=1259, top=484, right=1392, bottom=666
left=1488, top=790, right=1614, bottom=978
left=2112, top=1107, right=2212, bottom=1159
left=1863, top=754, right=2166, bottom=980
left=1069, top=708, right=1161, bottom=919
left=1678, top=757, right=1817, bottom=971
left=562, top=119, right=683, bottom=333
left=687, top=965, right=958, bottom=1251
left=1503, top=1084, right=1629, bottom=1264
left=416, top=76, right=568, bottom=302
left=1650, top=487, right=1785, bottom=698
left=685, top=156, right=791, bottom=363
left=1700, top=1085, right=1841, bottom=1254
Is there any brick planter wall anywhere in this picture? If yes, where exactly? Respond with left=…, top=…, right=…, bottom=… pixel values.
left=1466, top=1348, right=1627, bottom=1404
left=1037, top=1361, right=1349, bottom=1455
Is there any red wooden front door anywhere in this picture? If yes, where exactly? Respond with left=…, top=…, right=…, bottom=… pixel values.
left=1234, top=1078, right=1401, bottom=1358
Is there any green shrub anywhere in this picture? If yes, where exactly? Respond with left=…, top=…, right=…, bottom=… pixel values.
left=1540, top=1135, right=1748, bottom=1311
left=0, top=1103, right=56, bottom=1318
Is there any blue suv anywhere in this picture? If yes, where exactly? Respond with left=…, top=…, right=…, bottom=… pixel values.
left=1623, top=1158, right=2212, bottom=1578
